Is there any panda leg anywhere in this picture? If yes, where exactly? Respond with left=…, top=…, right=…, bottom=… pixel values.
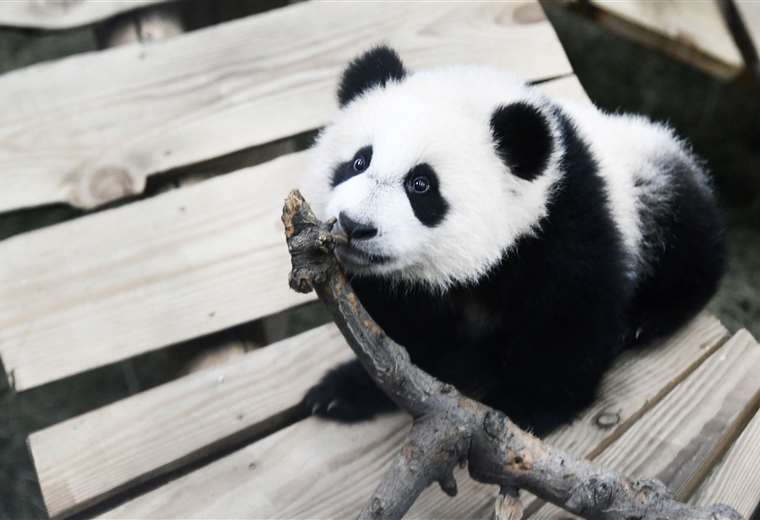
left=303, top=359, right=397, bottom=422
left=482, top=371, right=602, bottom=438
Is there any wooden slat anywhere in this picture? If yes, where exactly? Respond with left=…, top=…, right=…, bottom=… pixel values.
left=0, top=1, right=169, bottom=29
left=592, top=0, right=744, bottom=68
left=0, top=76, right=588, bottom=391
left=0, top=1, right=571, bottom=212
left=736, top=2, right=760, bottom=66
left=0, top=151, right=310, bottom=391
left=529, top=329, right=760, bottom=519
left=100, top=314, right=727, bottom=518
left=691, top=405, right=760, bottom=518
left=409, top=312, right=728, bottom=518
left=28, top=323, right=352, bottom=519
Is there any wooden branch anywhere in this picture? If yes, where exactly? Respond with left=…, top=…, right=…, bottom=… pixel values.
left=281, top=190, right=744, bottom=520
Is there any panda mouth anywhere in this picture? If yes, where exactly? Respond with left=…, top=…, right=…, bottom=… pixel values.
left=334, top=244, right=392, bottom=270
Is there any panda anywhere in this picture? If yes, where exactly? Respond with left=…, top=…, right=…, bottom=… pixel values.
left=301, top=46, right=725, bottom=435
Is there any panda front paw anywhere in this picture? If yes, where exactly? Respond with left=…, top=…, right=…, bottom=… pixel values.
left=302, top=359, right=396, bottom=423
left=303, top=380, right=375, bottom=422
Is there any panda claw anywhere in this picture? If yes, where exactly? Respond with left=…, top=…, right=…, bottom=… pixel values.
left=327, top=399, right=340, bottom=412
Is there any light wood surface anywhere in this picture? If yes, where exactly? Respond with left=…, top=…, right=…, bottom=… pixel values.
left=411, top=312, right=728, bottom=518
left=99, top=314, right=728, bottom=519
left=0, top=0, right=169, bottom=29
left=28, top=324, right=352, bottom=519
left=0, top=76, right=588, bottom=391
left=592, top=0, right=743, bottom=68
left=0, top=151, right=311, bottom=391
left=530, top=329, right=760, bottom=519
left=0, top=1, right=571, bottom=212
left=736, top=2, right=760, bottom=67
left=691, top=405, right=760, bottom=518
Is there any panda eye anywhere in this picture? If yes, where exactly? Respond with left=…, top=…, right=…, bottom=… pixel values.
left=409, top=175, right=430, bottom=194
left=352, top=154, right=369, bottom=173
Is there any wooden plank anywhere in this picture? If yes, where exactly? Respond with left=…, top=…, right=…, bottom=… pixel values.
left=409, top=312, right=729, bottom=518
left=534, top=74, right=590, bottom=104
left=100, top=314, right=727, bottom=518
left=0, top=1, right=571, bottom=212
left=0, top=76, right=588, bottom=391
left=28, top=324, right=352, bottom=519
left=0, top=1, right=169, bottom=29
left=592, top=0, right=744, bottom=69
left=736, top=2, right=760, bottom=68
left=529, top=329, right=760, bottom=519
left=0, top=151, right=310, bottom=391
left=104, top=413, right=413, bottom=520
left=691, top=405, right=760, bottom=518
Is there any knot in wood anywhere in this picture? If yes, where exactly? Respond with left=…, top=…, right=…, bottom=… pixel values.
left=504, top=449, right=533, bottom=471
left=483, top=410, right=509, bottom=440
left=512, top=2, right=545, bottom=24
left=369, top=497, right=384, bottom=517
left=594, top=409, right=621, bottom=429
left=68, top=165, right=139, bottom=208
left=566, top=475, right=616, bottom=512
left=632, top=478, right=670, bottom=500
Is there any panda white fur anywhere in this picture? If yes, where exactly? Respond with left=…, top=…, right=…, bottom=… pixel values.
left=302, top=46, right=725, bottom=434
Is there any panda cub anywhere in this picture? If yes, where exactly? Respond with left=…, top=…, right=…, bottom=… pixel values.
left=302, top=46, right=725, bottom=435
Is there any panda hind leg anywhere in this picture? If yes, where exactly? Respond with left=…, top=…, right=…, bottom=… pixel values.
left=481, top=369, right=603, bottom=438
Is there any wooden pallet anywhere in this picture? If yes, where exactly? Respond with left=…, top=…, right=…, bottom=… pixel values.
left=587, top=0, right=760, bottom=80
left=1, top=1, right=758, bottom=518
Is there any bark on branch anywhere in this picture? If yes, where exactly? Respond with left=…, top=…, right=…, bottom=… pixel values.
left=281, top=189, right=743, bottom=520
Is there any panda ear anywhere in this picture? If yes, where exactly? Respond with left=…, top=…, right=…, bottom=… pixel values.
left=490, top=102, right=553, bottom=181
left=338, top=45, right=407, bottom=107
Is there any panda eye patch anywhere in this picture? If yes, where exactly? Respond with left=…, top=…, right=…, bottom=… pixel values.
left=331, top=145, right=372, bottom=187
left=403, top=163, right=448, bottom=227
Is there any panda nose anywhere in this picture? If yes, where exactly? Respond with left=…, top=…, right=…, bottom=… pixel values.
left=339, top=212, right=377, bottom=240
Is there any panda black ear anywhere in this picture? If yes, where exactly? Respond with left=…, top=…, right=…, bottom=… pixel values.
left=490, top=102, right=553, bottom=181
left=338, top=45, right=407, bottom=107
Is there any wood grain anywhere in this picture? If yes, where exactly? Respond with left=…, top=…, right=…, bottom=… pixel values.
left=0, top=151, right=311, bottom=391
left=408, top=313, right=729, bottom=518
left=28, top=323, right=353, bottom=519
left=592, top=0, right=743, bottom=69
left=0, top=1, right=571, bottom=211
left=691, top=405, right=760, bottom=518
left=0, top=0, right=168, bottom=29
left=529, top=329, right=760, bottom=519
left=736, top=2, right=760, bottom=69
left=0, top=76, right=587, bottom=391
left=99, top=314, right=727, bottom=519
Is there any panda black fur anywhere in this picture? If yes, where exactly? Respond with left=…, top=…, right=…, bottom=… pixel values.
left=302, top=46, right=725, bottom=435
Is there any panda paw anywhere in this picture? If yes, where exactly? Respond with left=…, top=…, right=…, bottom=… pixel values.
left=302, top=360, right=396, bottom=422
left=303, top=381, right=373, bottom=422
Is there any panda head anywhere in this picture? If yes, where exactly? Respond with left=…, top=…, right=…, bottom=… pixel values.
left=306, top=46, right=563, bottom=291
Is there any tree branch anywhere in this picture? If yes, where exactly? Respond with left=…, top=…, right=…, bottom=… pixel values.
left=281, top=189, right=743, bottom=520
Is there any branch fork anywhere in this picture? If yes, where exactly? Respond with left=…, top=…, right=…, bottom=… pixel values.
left=281, top=189, right=743, bottom=520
